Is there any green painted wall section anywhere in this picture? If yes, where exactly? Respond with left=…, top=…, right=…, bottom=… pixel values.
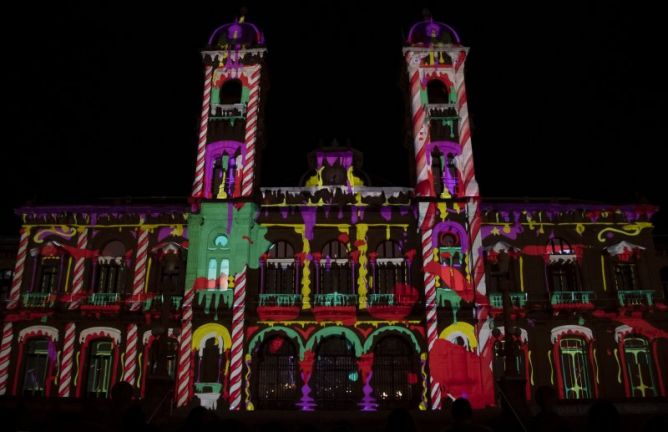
left=304, top=326, right=363, bottom=357
left=186, top=202, right=270, bottom=292
left=362, top=325, right=422, bottom=354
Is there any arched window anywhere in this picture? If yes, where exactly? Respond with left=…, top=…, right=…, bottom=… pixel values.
left=207, top=235, right=230, bottom=290
left=85, top=339, right=114, bottom=399
left=312, top=336, right=360, bottom=409
left=265, top=241, right=297, bottom=295
left=320, top=241, right=351, bottom=295
left=96, top=241, right=126, bottom=294
left=38, top=256, right=60, bottom=294
left=196, top=338, right=224, bottom=385
left=427, top=80, right=449, bottom=104
left=622, top=337, right=658, bottom=397
left=438, top=232, right=462, bottom=268
left=613, top=258, right=640, bottom=292
left=371, top=336, right=418, bottom=408
left=546, top=238, right=580, bottom=292
left=212, top=151, right=242, bottom=199
left=557, top=337, right=593, bottom=399
left=375, top=241, right=405, bottom=295
left=219, top=79, right=242, bottom=105
left=21, top=339, right=52, bottom=396
left=253, top=335, right=300, bottom=409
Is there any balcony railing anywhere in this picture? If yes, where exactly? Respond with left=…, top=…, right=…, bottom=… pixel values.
left=85, top=292, right=121, bottom=306
left=144, top=294, right=183, bottom=311
left=489, top=292, right=528, bottom=309
left=21, top=292, right=54, bottom=308
left=368, top=293, right=395, bottom=306
left=258, top=293, right=302, bottom=307
left=209, top=103, right=246, bottom=122
left=427, top=103, right=457, bottom=115
left=617, top=290, right=655, bottom=307
left=313, top=293, right=357, bottom=307
left=550, top=291, right=594, bottom=307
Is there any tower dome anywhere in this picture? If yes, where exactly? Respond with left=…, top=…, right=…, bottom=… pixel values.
left=207, top=16, right=265, bottom=49
left=407, top=14, right=460, bottom=46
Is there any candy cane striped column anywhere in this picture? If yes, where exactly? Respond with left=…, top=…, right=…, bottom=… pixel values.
left=123, top=324, right=138, bottom=386
left=406, top=54, right=431, bottom=195
left=0, top=322, right=14, bottom=395
left=240, top=66, right=261, bottom=197
left=68, top=229, right=88, bottom=310
left=192, top=65, right=214, bottom=198
left=58, top=322, right=76, bottom=397
left=7, top=228, right=30, bottom=309
left=176, top=286, right=194, bottom=407
left=420, top=225, right=442, bottom=410
left=467, top=199, right=486, bottom=297
left=130, top=228, right=150, bottom=312
left=452, top=48, right=479, bottom=198
left=229, top=267, right=247, bottom=410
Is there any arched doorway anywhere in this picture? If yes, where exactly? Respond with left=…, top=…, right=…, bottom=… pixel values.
left=312, top=336, right=361, bottom=409
left=252, top=335, right=300, bottom=409
left=371, top=335, right=419, bottom=408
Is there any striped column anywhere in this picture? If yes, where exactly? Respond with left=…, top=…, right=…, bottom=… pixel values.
left=130, top=228, right=150, bottom=312
left=7, top=228, right=30, bottom=309
left=175, top=285, right=194, bottom=407
left=240, top=66, right=261, bottom=197
left=420, top=225, right=442, bottom=410
left=406, top=54, right=431, bottom=195
left=229, top=267, right=247, bottom=410
left=467, top=199, right=486, bottom=297
left=68, top=229, right=88, bottom=310
left=452, top=48, right=479, bottom=198
left=0, top=322, right=13, bottom=395
left=58, top=322, right=76, bottom=397
left=123, top=324, right=138, bottom=385
left=192, top=65, right=214, bottom=198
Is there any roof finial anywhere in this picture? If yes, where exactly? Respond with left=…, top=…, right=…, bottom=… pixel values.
left=239, top=6, right=248, bottom=23
left=422, top=8, right=432, bottom=21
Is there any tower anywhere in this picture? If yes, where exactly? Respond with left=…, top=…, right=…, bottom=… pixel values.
left=404, top=15, right=492, bottom=409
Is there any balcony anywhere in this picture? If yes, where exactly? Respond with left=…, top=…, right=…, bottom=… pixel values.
left=367, top=293, right=416, bottom=320
left=489, top=292, right=528, bottom=309
left=21, top=292, right=55, bottom=308
left=257, top=293, right=302, bottom=321
left=312, top=293, right=357, bottom=324
left=209, top=103, right=246, bottom=124
left=81, top=292, right=121, bottom=313
left=617, top=290, right=655, bottom=308
left=550, top=291, right=595, bottom=311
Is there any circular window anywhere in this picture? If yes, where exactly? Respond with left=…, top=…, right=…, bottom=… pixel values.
left=214, top=235, right=229, bottom=248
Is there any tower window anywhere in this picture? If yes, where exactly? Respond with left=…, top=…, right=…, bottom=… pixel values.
left=219, top=79, right=242, bottom=105
left=427, top=80, right=449, bottom=104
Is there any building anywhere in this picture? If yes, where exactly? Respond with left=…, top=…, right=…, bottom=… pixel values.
left=0, top=15, right=666, bottom=412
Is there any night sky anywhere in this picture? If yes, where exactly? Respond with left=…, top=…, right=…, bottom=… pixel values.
left=2, top=1, right=667, bottom=237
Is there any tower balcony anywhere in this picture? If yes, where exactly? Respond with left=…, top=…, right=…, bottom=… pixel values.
left=617, top=290, right=655, bottom=308
left=257, top=293, right=302, bottom=321
left=550, top=291, right=595, bottom=311
left=210, top=103, right=246, bottom=124
left=312, top=292, right=357, bottom=324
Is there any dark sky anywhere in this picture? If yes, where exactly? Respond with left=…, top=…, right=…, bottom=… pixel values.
left=2, top=1, right=667, bottom=237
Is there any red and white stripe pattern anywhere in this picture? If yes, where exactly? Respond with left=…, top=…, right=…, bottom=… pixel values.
left=229, top=267, right=247, bottom=410
left=406, top=54, right=431, bottom=195
left=192, top=65, right=214, bottom=198
left=176, top=285, right=194, bottom=407
left=0, top=322, right=13, bottom=395
left=58, top=322, right=76, bottom=397
left=123, top=324, right=138, bottom=385
left=467, top=200, right=486, bottom=297
left=453, top=49, right=479, bottom=198
left=68, top=229, right=88, bottom=310
left=418, top=203, right=442, bottom=411
left=130, top=228, right=150, bottom=311
left=240, top=66, right=261, bottom=197
left=7, top=228, right=30, bottom=309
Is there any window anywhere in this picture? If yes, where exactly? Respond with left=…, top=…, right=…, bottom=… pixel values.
left=312, top=337, right=360, bottom=409
left=149, top=337, right=178, bottom=379
left=219, top=79, right=242, bottom=105
left=431, top=148, right=444, bottom=196
left=623, top=337, right=658, bottom=397
left=427, top=80, right=449, bottom=104
left=212, top=153, right=239, bottom=199
left=22, top=339, right=51, bottom=396
left=547, top=238, right=580, bottom=292
left=214, top=235, right=229, bottom=248
left=438, top=232, right=462, bottom=268
left=86, top=340, right=114, bottom=399
left=38, top=257, right=60, bottom=294
left=614, top=262, right=639, bottom=291
left=159, top=254, right=183, bottom=294
left=265, top=241, right=296, bottom=294
left=372, top=336, right=417, bottom=408
left=195, top=338, right=224, bottom=385
left=207, top=258, right=229, bottom=289
left=96, top=241, right=126, bottom=293
left=375, top=241, right=405, bottom=295
left=558, top=337, right=593, bottom=399
left=253, top=336, right=299, bottom=409
left=493, top=338, right=525, bottom=379
left=320, top=241, right=351, bottom=294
